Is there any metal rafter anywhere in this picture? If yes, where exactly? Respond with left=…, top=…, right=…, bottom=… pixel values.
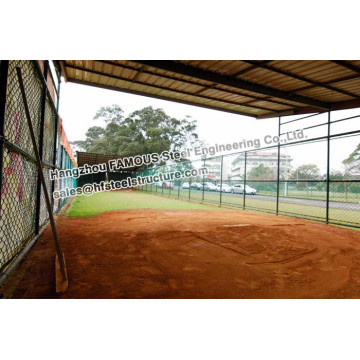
left=68, top=78, right=257, bottom=118
left=332, top=60, right=360, bottom=74
left=246, top=73, right=360, bottom=107
left=243, top=60, right=359, bottom=99
left=95, top=60, right=300, bottom=108
left=194, top=60, right=273, bottom=96
left=231, top=60, right=272, bottom=78
left=134, top=61, right=331, bottom=109
left=65, top=64, right=286, bottom=113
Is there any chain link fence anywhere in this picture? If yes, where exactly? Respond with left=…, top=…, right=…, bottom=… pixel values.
left=135, top=110, right=360, bottom=229
left=0, top=60, right=76, bottom=274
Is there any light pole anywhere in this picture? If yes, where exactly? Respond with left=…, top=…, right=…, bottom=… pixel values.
left=283, top=147, right=291, bottom=197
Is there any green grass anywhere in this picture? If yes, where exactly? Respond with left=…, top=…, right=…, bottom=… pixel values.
left=67, top=187, right=360, bottom=229
left=143, top=186, right=360, bottom=227
left=68, top=191, right=220, bottom=217
left=257, top=189, right=360, bottom=203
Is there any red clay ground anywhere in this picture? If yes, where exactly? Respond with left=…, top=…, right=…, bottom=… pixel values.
left=2, top=209, right=360, bottom=298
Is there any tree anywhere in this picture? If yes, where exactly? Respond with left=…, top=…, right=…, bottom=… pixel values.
left=93, top=104, right=124, bottom=124
left=290, top=164, right=320, bottom=192
left=248, top=164, right=276, bottom=192
left=72, top=106, right=200, bottom=161
left=290, top=164, right=320, bottom=181
left=343, top=143, right=360, bottom=174
left=342, top=145, right=360, bottom=200
left=248, top=164, right=274, bottom=180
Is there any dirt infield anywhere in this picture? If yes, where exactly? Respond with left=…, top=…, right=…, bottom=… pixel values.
left=2, top=209, right=360, bottom=298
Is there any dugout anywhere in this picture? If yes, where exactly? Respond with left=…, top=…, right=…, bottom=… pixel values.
left=59, top=61, right=360, bottom=228
left=76, top=151, right=139, bottom=186
left=1, top=60, right=360, bottom=284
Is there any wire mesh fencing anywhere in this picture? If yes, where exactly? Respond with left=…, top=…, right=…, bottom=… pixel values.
left=135, top=110, right=360, bottom=229
left=0, top=60, right=76, bottom=274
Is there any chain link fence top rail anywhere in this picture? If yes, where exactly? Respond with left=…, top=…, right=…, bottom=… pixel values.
left=0, top=60, right=76, bottom=273
left=135, top=109, right=360, bottom=229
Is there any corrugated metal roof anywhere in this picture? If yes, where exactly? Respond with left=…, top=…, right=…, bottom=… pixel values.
left=60, top=60, right=360, bottom=119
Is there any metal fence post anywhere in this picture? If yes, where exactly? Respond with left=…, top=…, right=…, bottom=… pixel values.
left=59, top=145, right=64, bottom=208
left=189, top=177, right=191, bottom=199
left=202, top=157, right=205, bottom=202
left=220, top=155, right=223, bottom=206
left=243, top=152, right=247, bottom=210
left=34, top=61, right=49, bottom=234
left=326, top=111, right=331, bottom=223
left=51, top=62, right=61, bottom=209
left=56, top=66, right=61, bottom=113
left=276, top=116, right=281, bottom=215
left=51, top=114, right=59, bottom=209
left=0, top=61, right=9, bottom=213
left=161, top=167, right=163, bottom=194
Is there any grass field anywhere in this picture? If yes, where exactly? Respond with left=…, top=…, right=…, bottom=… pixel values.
left=68, top=190, right=220, bottom=217
left=255, top=189, right=360, bottom=203
left=144, top=186, right=360, bottom=226
left=68, top=187, right=360, bottom=228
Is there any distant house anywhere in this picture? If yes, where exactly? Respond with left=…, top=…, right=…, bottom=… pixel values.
left=203, top=157, right=224, bottom=181
left=229, top=151, right=292, bottom=180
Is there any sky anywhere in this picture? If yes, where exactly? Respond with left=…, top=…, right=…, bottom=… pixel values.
left=59, top=82, right=360, bottom=175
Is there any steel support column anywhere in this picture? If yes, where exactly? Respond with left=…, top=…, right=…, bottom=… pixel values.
left=188, top=177, right=191, bottom=199
left=202, top=158, right=205, bottom=202
left=178, top=174, right=180, bottom=198
left=220, top=155, right=223, bottom=206
left=51, top=113, right=59, bottom=209
left=326, top=111, right=331, bottom=223
left=34, top=61, right=49, bottom=234
left=243, top=152, right=247, bottom=210
left=276, top=116, right=281, bottom=215
left=56, top=65, right=61, bottom=113
left=0, top=61, right=9, bottom=213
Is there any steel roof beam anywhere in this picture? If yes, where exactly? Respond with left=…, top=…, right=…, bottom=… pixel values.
left=67, top=78, right=258, bottom=118
left=134, top=61, right=331, bottom=110
left=65, top=64, right=283, bottom=113
left=96, top=60, right=299, bottom=108
left=243, top=60, right=359, bottom=99
left=332, top=60, right=360, bottom=74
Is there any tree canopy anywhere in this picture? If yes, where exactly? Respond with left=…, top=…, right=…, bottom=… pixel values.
left=343, top=143, right=360, bottom=174
left=290, top=164, right=321, bottom=180
left=72, top=105, right=200, bottom=158
left=248, top=164, right=274, bottom=180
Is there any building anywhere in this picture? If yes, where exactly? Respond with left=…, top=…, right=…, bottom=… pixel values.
left=229, top=151, right=292, bottom=180
left=202, top=157, right=228, bottom=181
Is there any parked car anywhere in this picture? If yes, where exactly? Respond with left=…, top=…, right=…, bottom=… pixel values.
left=231, top=184, right=257, bottom=195
left=162, top=181, right=174, bottom=190
left=190, top=182, right=202, bottom=190
left=244, top=185, right=257, bottom=195
left=216, top=184, right=232, bottom=193
left=154, top=182, right=163, bottom=188
left=230, top=184, right=243, bottom=194
left=182, top=182, right=190, bottom=189
left=203, top=182, right=217, bottom=191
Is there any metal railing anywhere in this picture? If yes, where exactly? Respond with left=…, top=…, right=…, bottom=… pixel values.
left=135, top=110, right=360, bottom=229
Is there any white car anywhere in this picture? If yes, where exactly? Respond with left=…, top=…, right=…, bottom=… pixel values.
left=190, top=182, right=203, bottom=190
left=182, top=182, right=190, bottom=189
left=203, top=182, right=217, bottom=191
left=231, top=184, right=257, bottom=195
left=216, top=184, right=232, bottom=193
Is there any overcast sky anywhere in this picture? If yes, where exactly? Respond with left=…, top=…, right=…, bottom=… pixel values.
left=59, top=82, right=360, bottom=174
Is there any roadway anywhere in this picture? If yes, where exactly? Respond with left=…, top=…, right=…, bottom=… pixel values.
left=176, top=189, right=360, bottom=211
